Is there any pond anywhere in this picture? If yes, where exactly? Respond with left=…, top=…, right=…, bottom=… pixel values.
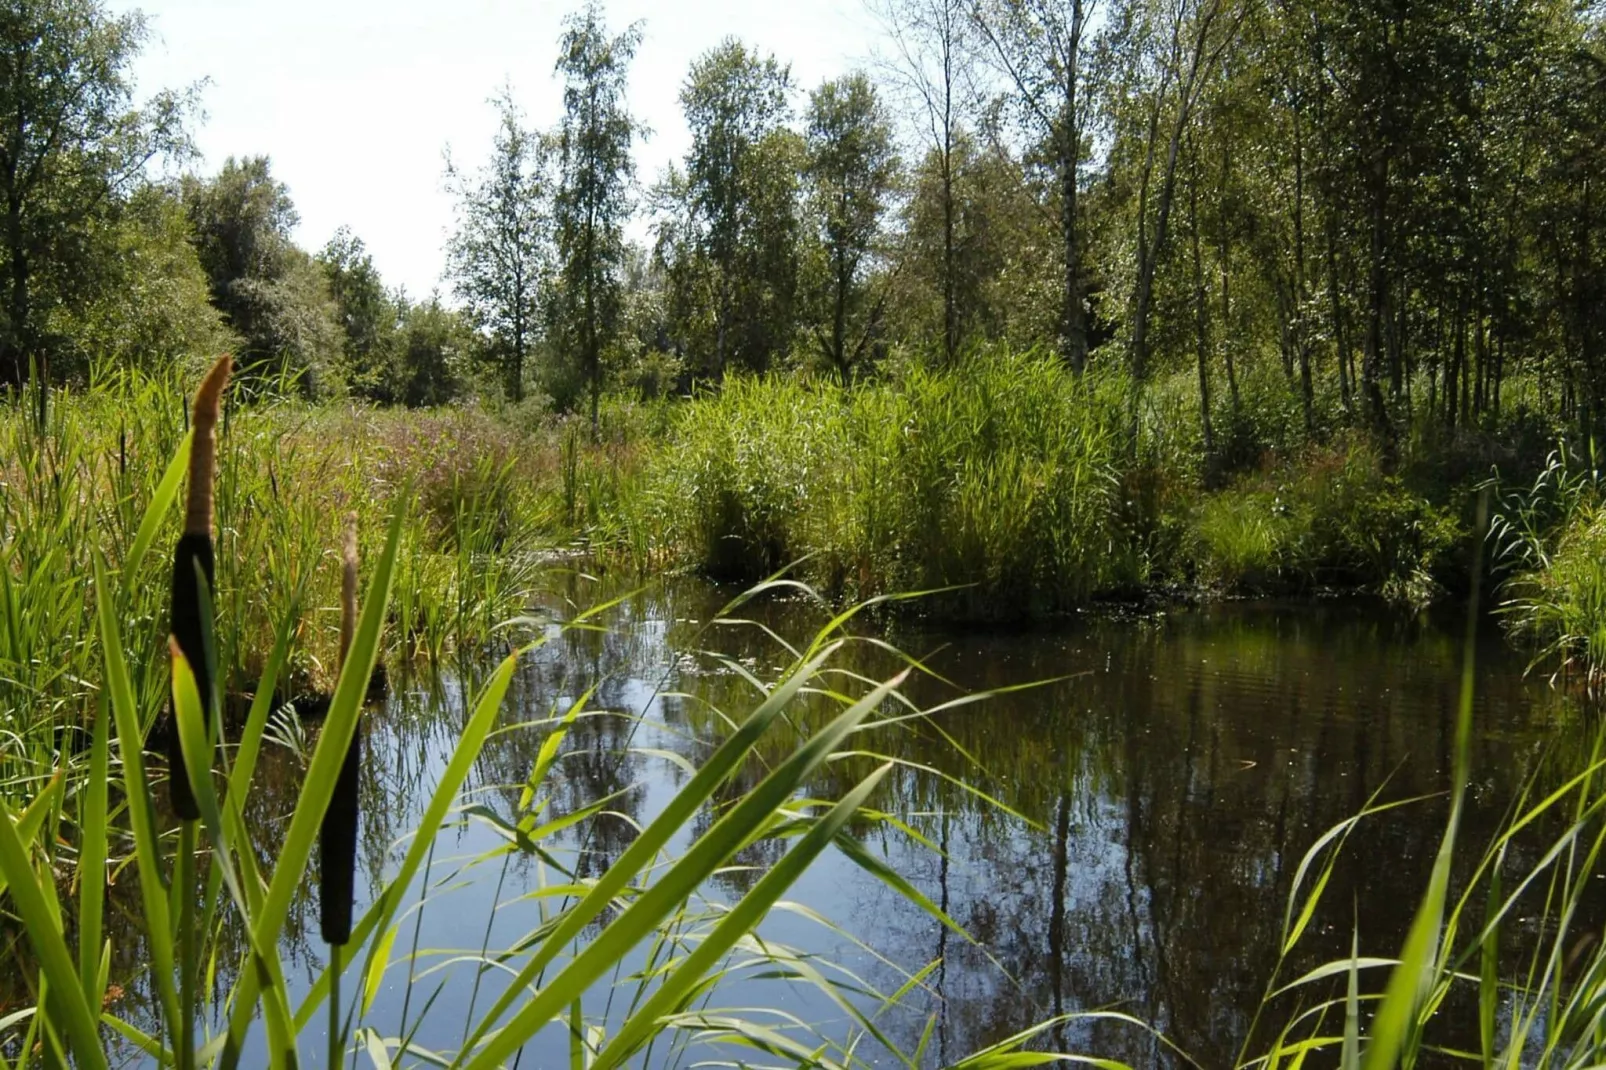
left=121, top=577, right=1590, bottom=1068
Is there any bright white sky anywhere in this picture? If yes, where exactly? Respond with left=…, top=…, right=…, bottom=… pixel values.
left=113, top=0, right=889, bottom=300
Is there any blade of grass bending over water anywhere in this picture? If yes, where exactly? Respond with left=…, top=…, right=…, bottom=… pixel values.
left=455, top=637, right=848, bottom=1054
left=589, top=763, right=894, bottom=1070
left=1359, top=494, right=1486, bottom=1070
left=457, top=671, right=908, bottom=1070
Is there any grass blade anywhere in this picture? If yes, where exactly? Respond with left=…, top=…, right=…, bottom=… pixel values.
left=459, top=671, right=906, bottom=1070
left=0, top=797, right=108, bottom=1070
left=590, top=763, right=894, bottom=1070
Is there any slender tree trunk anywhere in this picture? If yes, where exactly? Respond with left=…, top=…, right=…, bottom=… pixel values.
left=1219, top=142, right=1239, bottom=415
left=1445, top=296, right=1462, bottom=431
left=1189, top=140, right=1214, bottom=458
left=1473, top=285, right=1487, bottom=419
left=1292, top=104, right=1314, bottom=433
left=1130, top=0, right=1231, bottom=388
left=942, top=110, right=956, bottom=365
left=3, top=189, right=27, bottom=392
left=1362, top=152, right=1392, bottom=449
left=834, top=245, right=849, bottom=383
left=1061, top=4, right=1087, bottom=373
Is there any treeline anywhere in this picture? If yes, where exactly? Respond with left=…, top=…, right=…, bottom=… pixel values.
left=3, top=0, right=1605, bottom=456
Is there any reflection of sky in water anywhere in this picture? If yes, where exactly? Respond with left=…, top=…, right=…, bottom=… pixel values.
left=127, top=585, right=1588, bottom=1068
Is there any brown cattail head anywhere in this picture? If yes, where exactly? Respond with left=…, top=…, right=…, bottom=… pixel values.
left=184, top=355, right=233, bottom=537
left=339, top=512, right=358, bottom=672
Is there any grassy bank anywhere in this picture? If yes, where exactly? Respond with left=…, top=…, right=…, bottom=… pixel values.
left=7, top=351, right=1589, bottom=702
left=565, top=351, right=1486, bottom=620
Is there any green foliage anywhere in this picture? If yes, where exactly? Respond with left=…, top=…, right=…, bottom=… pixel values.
left=0, top=0, right=195, bottom=391
left=445, top=89, right=550, bottom=403
left=889, top=134, right=1060, bottom=360
left=183, top=157, right=344, bottom=395
left=803, top=72, right=898, bottom=383
left=1492, top=443, right=1606, bottom=682
left=551, top=3, right=642, bottom=430
left=394, top=295, right=477, bottom=407
left=50, top=184, right=236, bottom=378
left=319, top=228, right=401, bottom=403
left=646, top=349, right=1129, bottom=618
left=1193, top=438, right=1461, bottom=604
left=657, top=39, right=804, bottom=377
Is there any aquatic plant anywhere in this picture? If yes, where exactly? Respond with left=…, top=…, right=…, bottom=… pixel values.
left=1242, top=566, right=1606, bottom=1068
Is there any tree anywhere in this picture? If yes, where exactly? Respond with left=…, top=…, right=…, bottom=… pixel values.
left=804, top=72, right=898, bottom=384
left=1111, top=0, right=1244, bottom=392
left=972, top=0, right=1097, bottom=371
left=182, top=156, right=343, bottom=395
left=446, top=89, right=550, bottom=403
left=676, top=39, right=800, bottom=376
left=51, top=183, right=233, bottom=378
left=0, top=0, right=194, bottom=393
left=874, top=0, right=972, bottom=365
left=553, top=2, right=642, bottom=434
left=396, top=295, right=475, bottom=407
left=319, top=228, right=399, bottom=402
left=893, top=130, right=1057, bottom=351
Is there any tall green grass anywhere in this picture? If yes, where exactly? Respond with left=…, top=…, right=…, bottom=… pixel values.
left=642, top=350, right=1132, bottom=619
left=1193, top=438, right=1461, bottom=605
left=0, top=369, right=551, bottom=718
left=1490, top=443, right=1606, bottom=683
left=1243, top=638, right=1606, bottom=1067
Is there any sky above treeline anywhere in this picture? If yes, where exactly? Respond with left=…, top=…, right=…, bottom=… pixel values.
left=112, top=0, right=884, bottom=299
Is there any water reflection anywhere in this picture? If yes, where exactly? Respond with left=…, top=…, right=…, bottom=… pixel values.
left=80, top=581, right=1600, bottom=1066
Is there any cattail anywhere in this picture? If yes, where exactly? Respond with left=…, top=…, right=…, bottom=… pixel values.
left=167, top=355, right=232, bottom=820
left=320, top=512, right=361, bottom=946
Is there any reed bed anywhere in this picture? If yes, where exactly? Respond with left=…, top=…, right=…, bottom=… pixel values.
left=635, top=351, right=1133, bottom=619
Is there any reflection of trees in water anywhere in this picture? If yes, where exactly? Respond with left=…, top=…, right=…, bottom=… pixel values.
left=78, top=587, right=1597, bottom=1067
left=779, top=603, right=1589, bottom=1066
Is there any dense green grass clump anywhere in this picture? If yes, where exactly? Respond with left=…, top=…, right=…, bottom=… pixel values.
left=645, top=351, right=1131, bottom=618
left=1192, top=440, right=1463, bottom=604
left=1489, top=445, right=1606, bottom=682
left=623, top=352, right=1480, bottom=617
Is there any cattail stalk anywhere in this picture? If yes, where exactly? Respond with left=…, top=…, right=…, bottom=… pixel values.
left=320, top=512, right=362, bottom=947
left=168, top=354, right=231, bottom=820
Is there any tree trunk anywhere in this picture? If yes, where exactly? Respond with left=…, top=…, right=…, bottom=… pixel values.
left=2, top=191, right=27, bottom=392
left=1189, top=141, right=1214, bottom=458
left=1219, top=142, right=1239, bottom=415
left=1362, top=153, right=1392, bottom=450
left=1061, top=10, right=1087, bottom=373
left=1292, top=103, right=1314, bottom=433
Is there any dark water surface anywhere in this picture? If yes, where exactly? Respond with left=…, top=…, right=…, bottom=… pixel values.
left=154, top=580, right=1595, bottom=1067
